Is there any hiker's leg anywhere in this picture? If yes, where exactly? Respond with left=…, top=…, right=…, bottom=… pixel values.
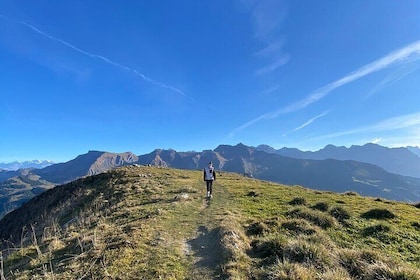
left=208, top=180, right=213, bottom=195
left=206, top=181, right=211, bottom=194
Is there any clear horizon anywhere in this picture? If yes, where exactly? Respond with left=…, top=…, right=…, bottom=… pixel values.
left=1, top=1, right=420, bottom=162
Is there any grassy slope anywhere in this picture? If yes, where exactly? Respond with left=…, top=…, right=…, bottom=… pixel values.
left=2, top=166, right=420, bottom=279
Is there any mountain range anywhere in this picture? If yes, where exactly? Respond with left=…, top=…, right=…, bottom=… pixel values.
left=1, top=143, right=419, bottom=219
left=0, top=160, right=54, bottom=171
left=262, top=143, right=420, bottom=178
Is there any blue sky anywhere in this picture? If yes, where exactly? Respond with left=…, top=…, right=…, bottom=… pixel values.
left=1, top=0, right=420, bottom=163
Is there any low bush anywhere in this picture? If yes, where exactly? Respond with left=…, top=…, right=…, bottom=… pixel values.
left=246, top=221, right=269, bottom=236
left=287, top=207, right=336, bottom=229
left=411, top=221, right=420, bottom=230
left=283, top=239, right=333, bottom=269
left=413, top=202, right=420, bottom=209
left=251, top=236, right=286, bottom=260
left=311, top=201, right=329, bottom=212
left=338, top=249, right=380, bottom=278
left=366, top=261, right=420, bottom=280
left=281, top=219, right=316, bottom=235
left=329, top=206, right=351, bottom=222
left=246, top=191, right=259, bottom=197
left=267, top=260, right=318, bottom=280
left=343, top=191, right=359, bottom=196
left=361, top=208, right=396, bottom=220
left=362, top=223, right=391, bottom=237
left=289, top=197, right=307, bottom=206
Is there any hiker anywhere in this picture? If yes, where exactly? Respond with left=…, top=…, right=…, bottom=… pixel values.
left=203, top=161, right=216, bottom=198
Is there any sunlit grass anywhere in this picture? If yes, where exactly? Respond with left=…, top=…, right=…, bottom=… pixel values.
left=2, top=166, right=419, bottom=279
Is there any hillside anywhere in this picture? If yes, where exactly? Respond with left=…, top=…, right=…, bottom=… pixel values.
left=1, top=166, right=419, bottom=279
left=33, top=151, right=138, bottom=183
left=0, top=151, right=138, bottom=219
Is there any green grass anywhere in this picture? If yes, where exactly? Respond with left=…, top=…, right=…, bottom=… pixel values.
left=2, top=166, right=420, bottom=279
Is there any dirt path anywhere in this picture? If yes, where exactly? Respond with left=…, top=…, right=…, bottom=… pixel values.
left=184, top=182, right=229, bottom=279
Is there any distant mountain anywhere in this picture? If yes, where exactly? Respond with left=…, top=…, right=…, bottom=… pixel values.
left=33, top=150, right=138, bottom=184
left=0, top=160, right=54, bottom=171
left=0, top=151, right=138, bottom=218
left=408, top=146, right=420, bottom=158
left=263, top=143, right=420, bottom=178
left=138, top=143, right=420, bottom=202
left=0, top=169, right=19, bottom=182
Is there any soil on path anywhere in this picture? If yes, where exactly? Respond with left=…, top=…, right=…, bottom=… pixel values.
left=184, top=183, right=230, bottom=279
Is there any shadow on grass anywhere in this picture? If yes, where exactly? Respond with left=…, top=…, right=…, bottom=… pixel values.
left=187, top=226, right=223, bottom=279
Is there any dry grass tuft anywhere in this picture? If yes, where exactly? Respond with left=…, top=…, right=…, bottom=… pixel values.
left=287, top=206, right=336, bottom=229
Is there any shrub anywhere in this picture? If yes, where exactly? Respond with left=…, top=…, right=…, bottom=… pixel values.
left=413, top=202, right=420, bottom=209
left=246, top=221, right=269, bottom=236
left=366, top=261, right=420, bottom=280
left=311, top=201, right=329, bottom=212
left=289, top=197, right=307, bottom=206
left=283, top=239, right=333, bottom=269
left=281, top=219, right=316, bottom=235
left=411, top=221, right=420, bottom=230
left=361, top=208, right=396, bottom=220
left=362, top=223, right=391, bottom=237
left=329, top=206, right=351, bottom=222
left=339, top=248, right=420, bottom=279
left=344, top=191, right=359, bottom=196
left=246, top=191, right=259, bottom=197
left=267, top=260, right=317, bottom=280
left=319, top=268, right=351, bottom=280
left=287, top=207, right=336, bottom=229
left=338, top=249, right=380, bottom=278
left=251, top=235, right=286, bottom=260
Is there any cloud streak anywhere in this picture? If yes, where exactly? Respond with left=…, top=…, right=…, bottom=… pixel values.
left=0, top=14, right=186, bottom=97
left=241, top=0, right=289, bottom=75
left=287, top=110, right=329, bottom=134
left=314, top=111, right=420, bottom=140
left=230, top=40, right=420, bottom=136
left=364, top=64, right=419, bottom=99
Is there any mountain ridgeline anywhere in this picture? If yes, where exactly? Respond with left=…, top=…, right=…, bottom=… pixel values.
left=268, top=143, right=420, bottom=178
left=138, top=144, right=420, bottom=202
left=1, top=143, right=420, bottom=219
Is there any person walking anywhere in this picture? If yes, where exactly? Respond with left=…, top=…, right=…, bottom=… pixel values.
left=203, top=161, right=216, bottom=198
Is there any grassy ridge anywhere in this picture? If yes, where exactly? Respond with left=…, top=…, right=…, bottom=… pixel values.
left=1, top=166, right=419, bottom=279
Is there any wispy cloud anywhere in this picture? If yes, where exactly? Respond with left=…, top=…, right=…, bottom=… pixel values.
left=0, top=14, right=187, bottom=97
left=314, top=111, right=420, bottom=140
left=259, top=84, right=280, bottom=96
left=286, top=110, right=329, bottom=135
left=364, top=64, right=419, bottom=99
left=239, top=0, right=289, bottom=75
left=255, top=54, right=290, bottom=76
left=230, top=40, right=420, bottom=136
left=370, top=138, right=382, bottom=144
